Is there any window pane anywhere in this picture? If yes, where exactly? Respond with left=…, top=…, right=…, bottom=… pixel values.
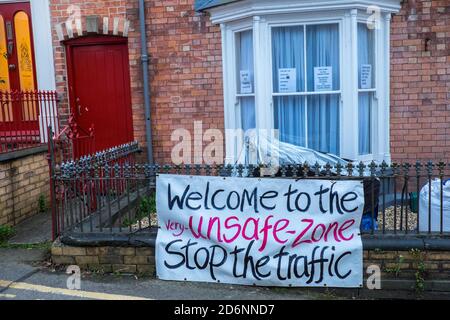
left=272, top=26, right=305, bottom=93
left=307, top=94, right=340, bottom=155
left=14, top=11, right=35, bottom=91
left=358, top=23, right=375, bottom=89
left=0, top=15, right=12, bottom=122
left=240, top=97, right=255, bottom=132
left=274, top=96, right=306, bottom=146
left=0, top=15, right=10, bottom=92
left=236, top=30, right=254, bottom=94
left=306, top=24, right=340, bottom=92
left=359, top=93, right=372, bottom=155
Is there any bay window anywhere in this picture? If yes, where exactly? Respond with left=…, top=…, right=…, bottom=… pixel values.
left=211, top=0, right=400, bottom=164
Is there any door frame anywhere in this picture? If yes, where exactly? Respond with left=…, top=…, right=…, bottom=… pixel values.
left=64, top=35, right=134, bottom=142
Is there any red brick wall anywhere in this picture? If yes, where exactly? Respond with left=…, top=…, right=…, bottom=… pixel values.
left=48, top=0, right=448, bottom=164
left=146, top=1, right=224, bottom=163
left=49, top=0, right=223, bottom=164
left=390, top=0, right=449, bottom=163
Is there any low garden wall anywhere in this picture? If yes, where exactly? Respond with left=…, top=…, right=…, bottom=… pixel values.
left=51, top=239, right=156, bottom=276
left=51, top=239, right=450, bottom=292
left=0, top=146, right=50, bottom=226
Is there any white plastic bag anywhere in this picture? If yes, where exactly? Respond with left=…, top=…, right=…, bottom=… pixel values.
left=419, top=179, right=450, bottom=232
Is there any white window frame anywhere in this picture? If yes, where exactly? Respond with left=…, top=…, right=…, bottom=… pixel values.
left=356, top=18, right=377, bottom=162
left=213, top=0, right=400, bottom=164
left=267, top=19, right=343, bottom=152
left=234, top=26, right=255, bottom=134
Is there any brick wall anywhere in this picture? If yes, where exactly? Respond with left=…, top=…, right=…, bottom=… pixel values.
left=390, top=0, right=449, bottom=163
left=48, top=0, right=448, bottom=164
left=0, top=150, right=50, bottom=226
left=49, top=0, right=224, bottom=164
left=51, top=239, right=155, bottom=275
left=365, top=249, right=450, bottom=281
left=51, top=241, right=450, bottom=291
left=146, top=1, right=223, bottom=163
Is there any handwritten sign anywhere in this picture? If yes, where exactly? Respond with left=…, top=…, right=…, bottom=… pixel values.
left=240, top=70, right=253, bottom=94
left=360, top=64, right=372, bottom=89
left=314, top=66, right=333, bottom=91
left=156, top=175, right=364, bottom=288
left=278, top=68, right=297, bottom=93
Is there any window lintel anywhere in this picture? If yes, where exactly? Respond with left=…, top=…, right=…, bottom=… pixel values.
left=207, top=0, right=401, bottom=25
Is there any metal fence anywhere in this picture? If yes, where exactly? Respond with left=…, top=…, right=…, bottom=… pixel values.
left=49, top=115, right=95, bottom=163
left=0, top=90, right=59, bottom=153
left=50, top=148, right=450, bottom=243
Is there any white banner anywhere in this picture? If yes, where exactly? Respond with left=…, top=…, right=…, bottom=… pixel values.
left=156, top=175, right=364, bottom=288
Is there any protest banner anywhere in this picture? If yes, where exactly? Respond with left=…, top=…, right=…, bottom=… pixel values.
left=156, top=174, right=364, bottom=287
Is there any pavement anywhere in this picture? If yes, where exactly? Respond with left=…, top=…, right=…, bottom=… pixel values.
left=1, top=212, right=322, bottom=300
left=0, top=247, right=328, bottom=300
left=7, top=210, right=52, bottom=245
left=3, top=245, right=450, bottom=301
left=1, top=211, right=449, bottom=300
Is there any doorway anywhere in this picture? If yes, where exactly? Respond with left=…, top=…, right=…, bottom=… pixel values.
left=0, top=2, right=38, bottom=133
left=65, top=35, right=134, bottom=153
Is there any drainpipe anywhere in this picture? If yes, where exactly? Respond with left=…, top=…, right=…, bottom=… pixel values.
left=139, top=0, right=154, bottom=164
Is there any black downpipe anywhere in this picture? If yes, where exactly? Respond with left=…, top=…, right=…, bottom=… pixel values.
left=139, top=0, right=154, bottom=164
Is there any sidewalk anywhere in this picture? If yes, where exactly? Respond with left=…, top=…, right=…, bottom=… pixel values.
left=2, top=211, right=449, bottom=300
left=8, top=211, right=52, bottom=245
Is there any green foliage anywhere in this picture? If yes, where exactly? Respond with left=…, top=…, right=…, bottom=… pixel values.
left=122, top=194, right=156, bottom=227
left=410, top=249, right=426, bottom=294
left=137, top=194, right=156, bottom=220
left=0, top=241, right=52, bottom=250
left=415, top=262, right=426, bottom=293
left=38, top=195, right=48, bottom=213
left=0, top=225, right=15, bottom=244
left=384, top=254, right=405, bottom=277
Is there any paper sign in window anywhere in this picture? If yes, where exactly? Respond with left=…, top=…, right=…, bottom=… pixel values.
left=278, top=68, right=297, bottom=93
left=360, top=64, right=372, bottom=89
left=240, top=70, right=252, bottom=94
left=314, top=67, right=332, bottom=92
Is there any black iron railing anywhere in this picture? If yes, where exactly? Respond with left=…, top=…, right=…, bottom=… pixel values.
left=50, top=153, right=450, bottom=244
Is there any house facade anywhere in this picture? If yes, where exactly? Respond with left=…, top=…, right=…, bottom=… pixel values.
left=0, top=0, right=448, bottom=165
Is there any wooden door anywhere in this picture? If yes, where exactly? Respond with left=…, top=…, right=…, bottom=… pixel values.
left=0, top=2, right=38, bottom=133
left=66, top=36, right=134, bottom=153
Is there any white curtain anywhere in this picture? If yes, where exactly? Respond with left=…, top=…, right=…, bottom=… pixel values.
left=238, top=30, right=255, bottom=131
left=358, top=23, right=374, bottom=155
left=272, top=26, right=305, bottom=146
left=274, top=96, right=306, bottom=146
left=240, top=97, right=256, bottom=131
left=306, top=24, right=340, bottom=155
left=358, top=93, right=372, bottom=155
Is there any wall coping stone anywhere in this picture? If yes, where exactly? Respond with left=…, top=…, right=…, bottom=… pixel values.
left=0, top=145, right=48, bottom=163
left=60, top=230, right=450, bottom=251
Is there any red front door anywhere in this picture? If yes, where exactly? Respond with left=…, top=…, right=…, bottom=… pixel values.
left=66, top=36, right=134, bottom=153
